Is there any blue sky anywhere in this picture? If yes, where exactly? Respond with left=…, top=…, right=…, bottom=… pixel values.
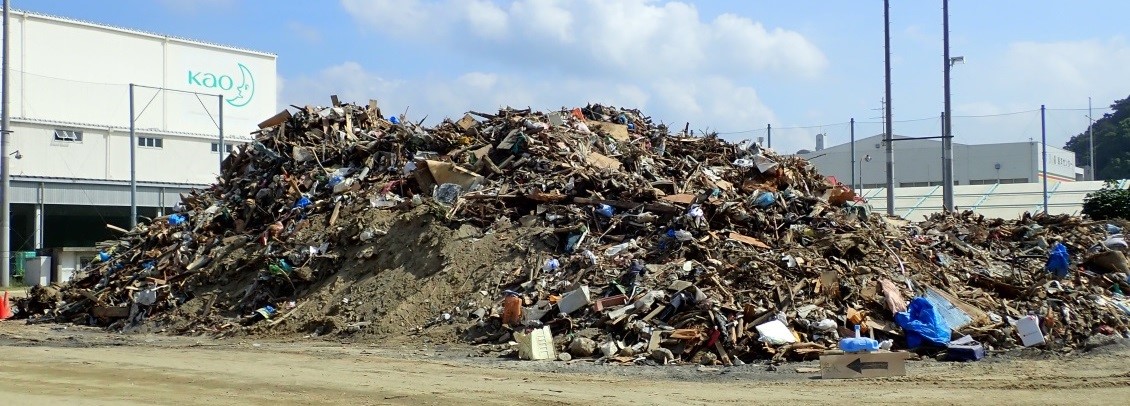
left=15, top=0, right=1130, bottom=154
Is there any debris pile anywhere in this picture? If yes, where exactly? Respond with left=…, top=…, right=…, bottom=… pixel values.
left=17, top=97, right=1130, bottom=366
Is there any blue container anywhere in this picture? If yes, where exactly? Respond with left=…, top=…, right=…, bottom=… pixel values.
left=839, top=325, right=880, bottom=353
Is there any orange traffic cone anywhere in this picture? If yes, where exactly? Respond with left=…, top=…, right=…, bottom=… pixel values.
left=0, top=291, right=12, bottom=320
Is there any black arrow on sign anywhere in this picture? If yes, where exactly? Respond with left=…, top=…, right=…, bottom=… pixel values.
left=847, top=358, right=889, bottom=373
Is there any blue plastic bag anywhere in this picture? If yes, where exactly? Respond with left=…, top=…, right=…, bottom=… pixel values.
left=753, top=192, right=776, bottom=208
left=895, top=297, right=951, bottom=348
left=389, top=116, right=400, bottom=124
left=97, top=251, right=111, bottom=262
left=1046, top=242, right=1070, bottom=278
left=168, top=213, right=186, bottom=226
left=293, top=195, right=311, bottom=209
left=595, top=204, right=615, bottom=218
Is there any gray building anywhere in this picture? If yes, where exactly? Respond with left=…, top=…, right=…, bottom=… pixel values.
left=795, top=134, right=1083, bottom=190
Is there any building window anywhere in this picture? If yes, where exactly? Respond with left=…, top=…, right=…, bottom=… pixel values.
left=138, top=137, right=163, bottom=148
left=211, top=143, right=234, bottom=153
left=53, top=129, right=83, bottom=142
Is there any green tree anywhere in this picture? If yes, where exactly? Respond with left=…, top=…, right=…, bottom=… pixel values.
left=1065, top=96, right=1130, bottom=180
left=1082, top=181, right=1130, bottom=220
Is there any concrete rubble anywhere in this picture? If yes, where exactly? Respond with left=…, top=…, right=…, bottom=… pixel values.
left=15, top=97, right=1130, bottom=366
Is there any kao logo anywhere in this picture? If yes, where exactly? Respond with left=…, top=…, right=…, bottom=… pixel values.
left=187, top=63, right=255, bottom=108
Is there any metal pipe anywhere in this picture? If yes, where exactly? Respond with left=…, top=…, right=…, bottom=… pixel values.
left=883, top=0, right=895, bottom=215
left=1, top=0, right=10, bottom=287
left=1041, top=105, right=1048, bottom=213
left=218, top=94, right=224, bottom=174
left=129, top=83, right=137, bottom=228
left=850, top=118, right=856, bottom=191
left=942, top=0, right=955, bottom=211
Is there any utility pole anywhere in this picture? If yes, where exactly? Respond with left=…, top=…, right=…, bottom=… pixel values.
left=1, top=0, right=11, bottom=287
left=1089, top=96, right=1095, bottom=180
left=766, top=124, right=772, bottom=149
left=883, top=0, right=895, bottom=215
left=941, top=0, right=955, bottom=212
left=850, top=118, right=856, bottom=191
left=1041, top=105, right=1048, bottom=213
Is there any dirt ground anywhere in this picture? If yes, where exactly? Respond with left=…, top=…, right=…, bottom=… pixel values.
left=1, top=323, right=1128, bottom=405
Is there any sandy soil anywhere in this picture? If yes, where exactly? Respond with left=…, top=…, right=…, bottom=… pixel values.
left=1, top=323, right=1128, bottom=405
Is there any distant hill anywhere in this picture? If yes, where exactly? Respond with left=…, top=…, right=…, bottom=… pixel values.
left=1065, top=95, right=1130, bottom=179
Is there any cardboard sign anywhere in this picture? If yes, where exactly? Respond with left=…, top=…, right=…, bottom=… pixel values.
left=819, top=352, right=908, bottom=379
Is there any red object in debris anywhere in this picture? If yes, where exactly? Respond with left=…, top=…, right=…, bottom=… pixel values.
left=502, top=295, right=523, bottom=327
left=571, top=108, right=585, bottom=121
left=592, top=295, right=628, bottom=312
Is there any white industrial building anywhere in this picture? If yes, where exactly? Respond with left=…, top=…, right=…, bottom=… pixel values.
left=796, top=134, right=1083, bottom=190
left=860, top=180, right=1119, bottom=221
left=1, top=10, right=277, bottom=282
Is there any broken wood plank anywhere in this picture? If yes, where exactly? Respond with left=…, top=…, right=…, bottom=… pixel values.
left=728, top=232, right=770, bottom=249
left=106, top=224, right=130, bottom=234
left=268, top=301, right=310, bottom=327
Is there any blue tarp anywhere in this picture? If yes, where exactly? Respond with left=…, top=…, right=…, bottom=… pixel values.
left=895, top=297, right=951, bottom=348
left=1046, top=243, right=1070, bottom=278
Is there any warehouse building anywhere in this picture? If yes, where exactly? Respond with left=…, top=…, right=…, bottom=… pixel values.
left=1, top=10, right=277, bottom=281
left=796, top=134, right=1083, bottom=190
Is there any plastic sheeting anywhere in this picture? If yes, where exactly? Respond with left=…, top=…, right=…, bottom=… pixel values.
left=895, top=297, right=951, bottom=349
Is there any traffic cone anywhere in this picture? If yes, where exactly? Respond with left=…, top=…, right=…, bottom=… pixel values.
left=0, top=291, right=12, bottom=320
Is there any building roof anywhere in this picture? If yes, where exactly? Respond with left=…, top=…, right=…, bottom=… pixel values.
left=13, top=9, right=276, bottom=58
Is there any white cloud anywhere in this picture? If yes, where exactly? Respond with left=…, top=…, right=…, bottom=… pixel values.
left=279, top=62, right=402, bottom=111
left=329, top=0, right=822, bottom=140
left=287, top=22, right=322, bottom=44
left=340, top=0, right=827, bottom=79
left=279, top=62, right=775, bottom=137
left=945, top=37, right=1130, bottom=146
left=994, top=37, right=1130, bottom=104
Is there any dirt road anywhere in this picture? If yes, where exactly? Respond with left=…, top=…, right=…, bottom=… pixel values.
left=1, top=323, right=1127, bottom=405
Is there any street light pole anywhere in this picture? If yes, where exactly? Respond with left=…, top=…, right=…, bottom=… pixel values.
left=883, top=0, right=895, bottom=215
left=0, top=0, right=10, bottom=287
left=942, top=0, right=955, bottom=212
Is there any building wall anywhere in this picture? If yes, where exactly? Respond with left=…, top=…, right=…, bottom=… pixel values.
left=3, top=11, right=276, bottom=135
left=0, top=11, right=272, bottom=186
left=11, top=120, right=239, bottom=184
left=799, top=135, right=1079, bottom=188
